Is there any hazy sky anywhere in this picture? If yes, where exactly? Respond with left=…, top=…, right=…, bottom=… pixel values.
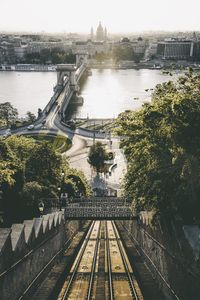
left=1, top=0, right=200, bottom=33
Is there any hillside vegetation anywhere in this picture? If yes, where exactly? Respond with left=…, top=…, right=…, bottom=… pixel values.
left=116, top=70, right=200, bottom=223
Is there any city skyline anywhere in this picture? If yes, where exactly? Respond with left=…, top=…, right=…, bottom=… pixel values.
left=1, top=0, right=200, bottom=34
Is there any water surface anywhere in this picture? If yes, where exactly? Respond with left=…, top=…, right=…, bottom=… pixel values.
left=0, top=69, right=178, bottom=118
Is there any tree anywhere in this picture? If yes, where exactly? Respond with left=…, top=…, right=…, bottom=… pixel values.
left=6, top=135, right=36, bottom=162
left=27, top=111, right=36, bottom=123
left=116, top=71, right=200, bottom=222
left=0, top=135, right=92, bottom=224
left=0, top=138, right=60, bottom=224
left=25, top=142, right=62, bottom=188
left=20, top=181, right=43, bottom=219
left=0, top=161, right=15, bottom=186
left=0, top=102, right=18, bottom=127
left=24, top=48, right=76, bottom=65
left=0, top=138, right=18, bottom=186
left=112, top=45, right=134, bottom=62
left=88, top=142, right=107, bottom=173
left=61, top=157, right=92, bottom=198
left=37, top=108, right=43, bottom=118
left=0, top=138, right=25, bottom=225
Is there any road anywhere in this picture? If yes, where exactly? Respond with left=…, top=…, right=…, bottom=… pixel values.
left=0, top=77, right=127, bottom=194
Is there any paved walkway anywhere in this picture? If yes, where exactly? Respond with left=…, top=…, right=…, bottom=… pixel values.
left=65, top=137, right=127, bottom=195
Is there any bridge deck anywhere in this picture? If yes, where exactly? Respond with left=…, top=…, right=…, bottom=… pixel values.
left=64, top=198, right=134, bottom=220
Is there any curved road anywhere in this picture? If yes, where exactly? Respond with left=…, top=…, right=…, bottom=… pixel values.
left=0, top=79, right=127, bottom=194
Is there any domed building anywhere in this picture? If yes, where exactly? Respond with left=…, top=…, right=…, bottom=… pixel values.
left=120, top=37, right=130, bottom=43
left=89, top=22, right=108, bottom=41
left=96, top=22, right=104, bottom=41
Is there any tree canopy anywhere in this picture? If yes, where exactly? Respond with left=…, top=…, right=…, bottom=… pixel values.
left=115, top=71, right=200, bottom=222
left=0, top=102, right=18, bottom=127
left=26, top=111, right=36, bottom=123
left=0, top=135, right=91, bottom=225
left=112, top=45, right=134, bottom=62
left=88, top=142, right=108, bottom=173
left=24, top=48, right=76, bottom=64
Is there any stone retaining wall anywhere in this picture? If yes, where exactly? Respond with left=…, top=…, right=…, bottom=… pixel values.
left=0, top=212, right=79, bottom=300
left=122, top=218, right=200, bottom=300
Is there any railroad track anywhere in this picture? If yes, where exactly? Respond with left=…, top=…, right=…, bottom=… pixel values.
left=105, top=221, right=143, bottom=300
left=58, top=221, right=143, bottom=300
left=58, top=221, right=101, bottom=300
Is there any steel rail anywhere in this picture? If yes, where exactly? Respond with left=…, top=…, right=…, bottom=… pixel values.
left=111, top=221, right=140, bottom=300
left=61, top=221, right=95, bottom=300
left=86, top=222, right=101, bottom=300
left=105, top=221, right=114, bottom=300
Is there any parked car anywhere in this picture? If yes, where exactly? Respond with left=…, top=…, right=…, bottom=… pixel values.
left=27, top=124, right=35, bottom=130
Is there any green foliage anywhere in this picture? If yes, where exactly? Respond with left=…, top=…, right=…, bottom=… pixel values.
left=0, top=135, right=91, bottom=225
left=116, top=71, right=200, bottom=222
left=26, top=111, right=36, bottom=123
left=6, top=135, right=36, bottom=162
left=20, top=181, right=44, bottom=209
left=112, top=45, right=134, bottom=62
left=28, top=134, right=72, bottom=153
left=0, top=138, right=19, bottom=186
left=24, top=48, right=76, bottom=64
left=61, top=158, right=92, bottom=197
left=94, top=51, right=108, bottom=62
left=0, top=137, right=59, bottom=223
left=0, top=102, right=18, bottom=127
left=0, top=161, right=16, bottom=186
left=25, top=142, right=62, bottom=187
left=111, top=45, right=143, bottom=63
left=88, top=142, right=108, bottom=173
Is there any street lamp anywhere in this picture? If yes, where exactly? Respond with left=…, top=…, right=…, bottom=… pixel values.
left=58, top=172, right=65, bottom=211
left=38, top=201, right=44, bottom=217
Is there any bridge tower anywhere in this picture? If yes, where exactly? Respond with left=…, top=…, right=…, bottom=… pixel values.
left=75, top=52, right=88, bottom=67
left=56, top=53, right=88, bottom=88
left=56, top=64, right=78, bottom=90
left=55, top=54, right=88, bottom=119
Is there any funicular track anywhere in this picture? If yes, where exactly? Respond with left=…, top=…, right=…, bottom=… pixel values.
left=58, top=221, right=101, bottom=300
left=57, top=221, right=143, bottom=300
left=105, top=221, right=143, bottom=300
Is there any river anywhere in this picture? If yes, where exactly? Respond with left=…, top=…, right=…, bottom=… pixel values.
left=0, top=69, right=180, bottom=118
left=0, top=71, right=56, bottom=118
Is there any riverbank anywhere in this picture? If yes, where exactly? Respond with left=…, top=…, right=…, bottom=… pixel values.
left=1, top=60, right=200, bottom=72
left=0, top=64, right=56, bottom=72
left=89, top=61, right=200, bottom=70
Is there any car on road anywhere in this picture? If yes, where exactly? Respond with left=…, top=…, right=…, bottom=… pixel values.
left=27, top=124, right=35, bottom=130
left=66, top=119, right=76, bottom=130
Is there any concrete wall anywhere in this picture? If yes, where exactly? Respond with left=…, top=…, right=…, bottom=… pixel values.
left=121, top=217, right=200, bottom=300
left=0, top=213, right=79, bottom=300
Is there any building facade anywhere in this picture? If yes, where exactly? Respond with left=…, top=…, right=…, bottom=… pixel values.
left=157, top=39, right=194, bottom=60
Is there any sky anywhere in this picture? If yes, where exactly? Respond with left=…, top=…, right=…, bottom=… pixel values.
left=1, top=0, right=200, bottom=34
